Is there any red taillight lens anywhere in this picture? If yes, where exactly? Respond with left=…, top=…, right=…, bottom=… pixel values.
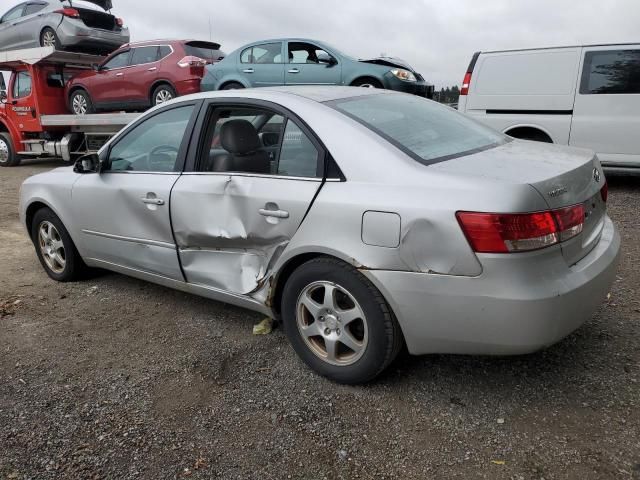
left=116, top=17, right=124, bottom=27
left=461, top=72, right=472, bottom=95
left=178, top=56, right=207, bottom=68
left=55, top=7, right=80, bottom=18
left=600, top=180, right=608, bottom=203
left=456, top=205, right=585, bottom=254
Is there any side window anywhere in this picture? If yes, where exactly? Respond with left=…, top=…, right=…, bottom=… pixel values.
left=102, top=50, right=130, bottom=70
left=158, top=45, right=172, bottom=59
left=277, top=120, right=320, bottom=177
left=130, top=46, right=159, bottom=66
left=13, top=71, right=32, bottom=99
left=24, top=3, right=46, bottom=15
left=241, top=43, right=282, bottom=64
left=2, top=5, right=24, bottom=22
left=581, top=49, right=640, bottom=94
left=106, top=105, right=194, bottom=173
left=288, top=43, right=333, bottom=65
left=198, top=106, right=320, bottom=178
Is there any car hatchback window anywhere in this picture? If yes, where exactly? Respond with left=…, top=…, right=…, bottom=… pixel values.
left=330, top=94, right=507, bottom=165
left=106, top=106, right=194, bottom=173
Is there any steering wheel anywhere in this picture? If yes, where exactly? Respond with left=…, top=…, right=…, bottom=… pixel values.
left=148, top=145, right=179, bottom=169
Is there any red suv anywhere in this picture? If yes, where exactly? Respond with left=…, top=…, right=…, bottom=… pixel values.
left=65, top=39, right=224, bottom=114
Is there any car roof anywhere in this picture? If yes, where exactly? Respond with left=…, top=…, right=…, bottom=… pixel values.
left=260, top=85, right=390, bottom=102
left=481, top=42, right=640, bottom=54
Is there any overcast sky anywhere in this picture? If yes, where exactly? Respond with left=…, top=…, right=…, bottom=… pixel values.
left=122, top=0, right=637, bottom=88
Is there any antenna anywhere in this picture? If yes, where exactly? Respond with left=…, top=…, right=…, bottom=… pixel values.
left=208, top=16, right=212, bottom=41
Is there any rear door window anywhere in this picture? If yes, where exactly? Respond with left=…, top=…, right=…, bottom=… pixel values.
left=130, top=46, right=160, bottom=66
left=581, top=49, right=640, bottom=94
left=24, top=3, right=46, bottom=15
left=241, top=43, right=283, bottom=64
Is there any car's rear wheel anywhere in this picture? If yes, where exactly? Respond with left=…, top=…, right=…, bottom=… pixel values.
left=31, top=208, right=86, bottom=282
left=221, top=82, right=245, bottom=90
left=69, top=90, right=94, bottom=115
left=152, top=84, right=177, bottom=107
left=0, top=132, right=20, bottom=167
left=351, top=78, right=383, bottom=89
left=282, top=257, right=403, bottom=384
left=40, top=28, right=60, bottom=49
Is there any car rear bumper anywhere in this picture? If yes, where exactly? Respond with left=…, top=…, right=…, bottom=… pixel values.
left=174, top=78, right=202, bottom=96
left=363, top=216, right=621, bottom=356
left=57, top=19, right=129, bottom=51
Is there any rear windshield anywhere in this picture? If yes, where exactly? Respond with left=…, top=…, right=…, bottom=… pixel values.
left=184, top=42, right=225, bottom=62
left=329, top=93, right=507, bottom=165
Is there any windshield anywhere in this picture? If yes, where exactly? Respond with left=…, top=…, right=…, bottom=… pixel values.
left=329, top=93, right=508, bottom=165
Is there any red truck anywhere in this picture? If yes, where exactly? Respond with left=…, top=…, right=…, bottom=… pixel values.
left=0, top=47, right=138, bottom=167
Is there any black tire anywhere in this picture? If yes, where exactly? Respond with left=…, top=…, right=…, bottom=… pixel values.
left=509, top=130, right=553, bottom=143
left=0, top=132, right=20, bottom=167
left=69, top=89, right=95, bottom=115
left=282, top=257, right=403, bottom=384
left=351, top=78, right=384, bottom=89
left=31, top=208, right=87, bottom=282
left=40, top=27, right=61, bottom=49
left=151, top=84, right=177, bottom=107
left=221, top=82, right=245, bottom=90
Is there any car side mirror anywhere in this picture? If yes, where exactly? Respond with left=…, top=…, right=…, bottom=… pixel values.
left=92, top=64, right=100, bottom=72
left=0, top=90, right=7, bottom=104
left=74, top=153, right=100, bottom=174
left=318, top=53, right=337, bottom=67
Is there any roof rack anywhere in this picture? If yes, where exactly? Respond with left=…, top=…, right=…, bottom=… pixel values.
left=0, top=47, right=105, bottom=70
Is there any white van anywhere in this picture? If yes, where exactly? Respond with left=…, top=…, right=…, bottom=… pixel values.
left=458, top=44, right=640, bottom=173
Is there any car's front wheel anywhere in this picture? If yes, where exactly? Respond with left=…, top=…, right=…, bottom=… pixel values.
left=31, top=208, right=86, bottom=282
left=40, top=28, right=60, bottom=49
left=282, top=257, right=403, bottom=384
left=351, top=78, right=384, bottom=89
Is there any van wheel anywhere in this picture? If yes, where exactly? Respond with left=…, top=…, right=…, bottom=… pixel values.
left=282, top=257, right=403, bottom=384
left=0, top=132, right=20, bottom=167
left=40, top=28, right=61, bottom=49
left=69, top=90, right=94, bottom=115
left=31, top=208, right=87, bottom=282
left=152, top=84, right=177, bottom=106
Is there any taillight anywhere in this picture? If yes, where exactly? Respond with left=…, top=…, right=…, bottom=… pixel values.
left=600, top=180, right=608, bottom=203
left=55, top=7, right=80, bottom=18
left=178, top=56, right=207, bottom=68
left=116, top=17, right=124, bottom=27
left=456, top=205, right=585, bottom=254
left=461, top=72, right=472, bottom=95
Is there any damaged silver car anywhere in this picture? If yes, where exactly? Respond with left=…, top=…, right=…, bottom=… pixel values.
left=20, top=87, right=620, bottom=383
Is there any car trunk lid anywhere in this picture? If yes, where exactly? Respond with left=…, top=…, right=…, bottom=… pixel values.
left=431, top=139, right=607, bottom=265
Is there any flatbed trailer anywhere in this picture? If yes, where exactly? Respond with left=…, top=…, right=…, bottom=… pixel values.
left=0, top=47, right=140, bottom=166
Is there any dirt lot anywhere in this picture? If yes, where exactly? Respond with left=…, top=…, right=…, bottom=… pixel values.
left=0, top=161, right=638, bottom=480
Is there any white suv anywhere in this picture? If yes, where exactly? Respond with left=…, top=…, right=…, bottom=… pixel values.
left=458, top=44, right=640, bottom=174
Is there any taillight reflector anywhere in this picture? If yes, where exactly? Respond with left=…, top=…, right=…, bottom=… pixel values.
left=116, top=17, right=124, bottom=27
left=456, top=205, right=585, bottom=253
left=178, top=56, right=207, bottom=68
left=600, top=180, right=608, bottom=203
left=461, top=72, right=472, bottom=95
left=55, top=7, right=80, bottom=18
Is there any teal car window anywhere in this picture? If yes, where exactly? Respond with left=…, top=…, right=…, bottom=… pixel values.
left=241, top=43, right=282, bottom=64
left=288, top=42, right=334, bottom=64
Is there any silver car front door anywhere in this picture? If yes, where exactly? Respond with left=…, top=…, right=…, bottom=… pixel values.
left=170, top=101, right=325, bottom=295
left=0, top=4, right=26, bottom=50
left=71, top=103, right=199, bottom=280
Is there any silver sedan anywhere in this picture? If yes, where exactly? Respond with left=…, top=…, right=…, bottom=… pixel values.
left=19, top=87, right=621, bottom=383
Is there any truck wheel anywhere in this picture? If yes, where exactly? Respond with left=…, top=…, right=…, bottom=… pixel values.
left=69, top=90, right=94, bottom=115
left=40, top=28, right=60, bottom=49
left=152, top=84, right=177, bottom=107
left=31, top=208, right=87, bottom=282
left=0, top=133, right=20, bottom=167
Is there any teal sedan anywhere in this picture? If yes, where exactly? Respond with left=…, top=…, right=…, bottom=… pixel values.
left=201, top=38, right=433, bottom=97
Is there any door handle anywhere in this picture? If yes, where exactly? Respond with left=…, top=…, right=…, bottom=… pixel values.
left=243, top=68, right=254, bottom=73
left=115, top=72, right=124, bottom=77
left=259, top=208, right=289, bottom=219
left=288, top=68, right=300, bottom=74
left=141, top=197, right=165, bottom=206
left=148, top=67, right=157, bottom=72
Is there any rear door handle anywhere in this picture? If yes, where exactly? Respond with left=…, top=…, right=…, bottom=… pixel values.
left=141, top=197, right=165, bottom=206
left=259, top=208, right=289, bottom=219
left=243, top=68, right=254, bottom=73
left=288, top=68, right=300, bottom=74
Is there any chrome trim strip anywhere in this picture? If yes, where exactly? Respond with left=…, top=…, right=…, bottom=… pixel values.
left=180, top=171, right=322, bottom=182
left=82, top=230, right=176, bottom=249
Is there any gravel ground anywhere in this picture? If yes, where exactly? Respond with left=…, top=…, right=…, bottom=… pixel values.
left=0, top=161, right=639, bottom=480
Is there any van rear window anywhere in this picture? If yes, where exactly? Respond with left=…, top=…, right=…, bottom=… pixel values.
left=581, top=50, right=640, bottom=95
left=329, top=93, right=507, bottom=165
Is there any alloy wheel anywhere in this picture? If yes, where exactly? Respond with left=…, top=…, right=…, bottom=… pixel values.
left=38, top=221, right=66, bottom=274
left=296, top=281, right=369, bottom=366
left=42, top=31, right=57, bottom=47
left=72, top=94, right=88, bottom=115
left=155, top=89, right=173, bottom=105
left=0, top=138, right=9, bottom=164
